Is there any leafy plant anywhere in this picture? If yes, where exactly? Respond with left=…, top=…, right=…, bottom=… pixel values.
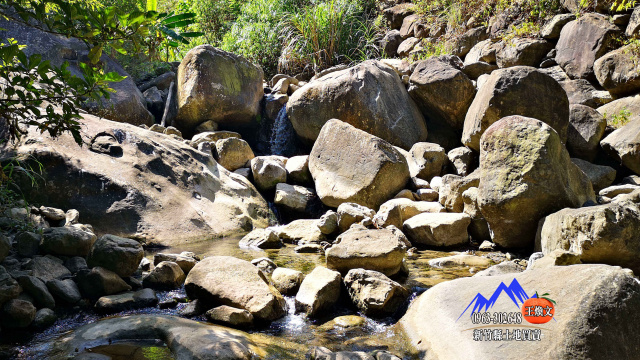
left=145, top=0, right=204, bottom=61
left=603, top=107, right=633, bottom=129
left=611, top=0, right=636, bottom=12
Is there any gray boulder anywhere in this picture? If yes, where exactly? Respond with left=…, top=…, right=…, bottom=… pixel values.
left=271, top=267, right=305, bottom=296
left=594, top=45, right=640, bottom=97
left=87, top=234, right=143, bottom=278
left=295, top=267, right=341, bottom=317
left=40, top=227, right=96, bottom=257
left=566, top=104, right=606, bottom=161
left=343, top=269, right=409, bottom=317
left=46, top=279, right=81, bottom=305
left=239, top=229, right=283, bottom=249
left=601, top=118, right=640, bottom=175
left=403, top=213, right=471, bottom=247
left=571, top=158, right=616, bottom=192
left=94, top=288, right=158, bottom=314
left=143, top=261, right=186, bottom=290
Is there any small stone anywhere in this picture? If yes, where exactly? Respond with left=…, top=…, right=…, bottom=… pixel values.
left=142, top=261, right=185, bottom=290
left=317, top=210, right=338, bottom=235
left=272, top=268, right=305, bottom=296
left=251, top=257, right=276, bottom=274
left=478, top=241, right=496, bottom=251
left=206, top=305, right=254, bottom=328
left=32, top=308, right=57, bottom=329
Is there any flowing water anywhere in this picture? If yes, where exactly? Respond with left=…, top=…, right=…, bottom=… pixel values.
left=7, top=236, right=499, bottom=359
left=269, top=107, right=299, bottom=157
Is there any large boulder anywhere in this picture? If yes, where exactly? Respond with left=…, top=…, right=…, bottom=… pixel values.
left=295, top=267, right=342, bottom=317
left=462, top=66, right=570, bottom=151
left=601, top=118, right=640, bottom=175
left=536, top=199, right=640, bottom=273
left=594, top=45, right=640, bottom=97
left=214, top=138, right=255, bottom=172
left=309, top=120, right=410, bottom=209
left=343, top=269, right=409, bottom=317
left=495, top=38, right=553, bottom=68
left=408, top=57, right=476, bottom=130
left=478, top=116, right=595, bottom=248
left=403, top=213, right=471, bottom=247
left=75, top=267, right=131, bottom=299
left=1, top=114, right=270, bottom=246
left=286, top=60, right=427, bottom=150
left=40, top=227, right=96, bottom=257
left=184, top=256, right=286, bottom=321
left=555, top=14, right=620, bottom=80
left=326, top=227, right=408, bottom=277
left=401, top=265, right=640, bottom=360
left=175, top=45, right=263, bottom=133
left=0, top=19, right=153, bottom=127
left=46, top=279, right=81, bottom=305
left=566, top=104, right=606, bottom=162
left=87, top=234, right=143, bottom=278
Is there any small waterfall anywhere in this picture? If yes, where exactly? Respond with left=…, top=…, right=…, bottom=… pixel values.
left=269, top=107, right=298, bottom=157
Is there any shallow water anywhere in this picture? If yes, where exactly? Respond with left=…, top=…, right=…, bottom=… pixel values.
left=7, top=236, right=497, bottom=359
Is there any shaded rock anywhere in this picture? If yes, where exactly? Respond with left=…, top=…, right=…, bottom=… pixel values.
left=0, top=234, right=10, bottom=262
left=478, top=116, right=595, bottom=248
left=463, top=187, right=491, bottom=242
left=76, top=267, right=131, bottom=299
left=143, top=261, right=185, bottom=290
left=272, top=268, right=305, bottom=296
left=401, top=265, right=640, bottom=360
left=87, top=235, right=143, bottom=278
left=541, top=14, right=576, bottom=40
left=287, top=61, right=427, bottom=150
left=416, top=189, right=439, bottom=202
left=295, top=267, right=342, bottom=317
left=251, top=257, right=276, bottom=274
left=0, top=266, right=21, bottom=306
left=46, top=279, right=81, bottom=305
left=447, top=147, right=475, bottom=177
left=40, top=227, right=96, bottom=257
left=250, top=156, right=287, bottom=191
left=571, top=158, right=616, bottom=192
left=33, top=308, right=57, bottom=329
left=566, top=104, right=606, bottom=161
left=446, top=26, right=489, bottom=58
left=438, top=172, right=481, bottom=213
left=175, top=45, right=263, bottom=132
left=185, top=256, right=286, bottom=321
left=403, top=213, right=471, bottom=247
left=206, top=305, right=254, bottom=328
left=295, top=244, right=324, bottom=253
left=496, top=39, right=553, bottom=68
left=556, top=14, right=620, bottom=80
left=381, top=30, right=403, bottom=57
left=407, top=143, right=448, bottom=181
left=462, top=61, right=499, bottom=80
left=285, top=155, right=312, bottom=185
left=373, top=199, right=444, bottom=229
left=26, top=256, right=71, bottom=282
left=408, top=57, right=475, bottom=130
left=214, top=138, right=255, bottom=172
left=595, top=45, right=640, bottom=97
left=64, top=257, right=88, bottom=274
left=383, top=4, right=415, bottom=30
left=3, top=114, right=270, bottom=246
left=239, top=229, right=282, bottom=249
left=17, top=275, right=55, bottom=309
left=1, top=299, right=35, bottom=328
left=310, top=120, right=410, bottom=209
left=95, top=288, right=158, bottom=314
left=343, top=269, right=409, bottom=316
left=274, top=183, right=317, bottom=214
left=559, top=79, right=613, bottom=108
left=15, top=232, right=41, bottom=258
left=601, top=118, right=640, bottom=175
left=326, top=227, right=408, bottom=277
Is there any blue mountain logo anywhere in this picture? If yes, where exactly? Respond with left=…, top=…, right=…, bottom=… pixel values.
left=456, top=279, right=532, bottom=322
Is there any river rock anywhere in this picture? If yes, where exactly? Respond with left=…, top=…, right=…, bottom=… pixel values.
left=429, top=254, right=493, bottom=268
left=536, top=199, right=640, bottom=272
left=496, top=38, right=553, bottom=68
left=175, top=45, right=263, bottom=133
left=373, top=199, right=444, bottom=229
left=64, top=257, right=87, bottom=274
left=87, top=235, right=143, bottom=278
left=295, top=267, right=342, bottom=317
left=286, top=155, right=312, bottom=185
left=594, top=44, right=640, bottom=97
left=337, top=203, right=376, bottom=232
left=287, top=61, right=427, bottom=150
left=76, top=267, right=131, bottom=299
left=473, top=260, right=525, bottom=277
left=599, top=184, right=640, bottom=199
left=343, top=269, right=409, bottom=317
left=326, top=227, right=408, bottom=276
left=33, top=308, right=57, bottom=329
left=143, top=261, right=186, bottom=290
left=529, top=249, right=582, bottom=269
left=0, top=234, right=10, bottom=262
left=401, top=265, right=640, bottom=360
left=0, top=266, right=21, bottom=306
left=317, top=210, right=339, bottom=235
left=46, top=279, right=81, bottom=305
left=1, top=299, right=36, bottom=328
left=214, top=138, right=255, bottom=172
left=206, top=305, right=254, bottom=328
left=271, top=268, right=305, bottom=296
left=555, top=14, right=620, bottom=80
left=40, top=227, right=96, bottom=257
left=571, top=158, right=616, bottom=192
left=407, top=142, right=448, bottom=181
left=17, top=275, right=55, bottom=309
left=447, top=147, right=475, bottom=176
left=251, top=258, right=277, bottom=274
left=191, top=131, right=241, bottom=147
left=239, top=229, right=282, bottom=249
left=478, top=116, right=595, bottom=248
left=185, top=256, right=286, bottom=321
left=403, top=213, right=471, bottom=247
left=26, top=255, right=71, bottom=282
left=15, top=232, right=41, bottom=258
left=566, top=104, right=606, bottom=161
left=601, top=117, right=640, bottom=175
left=309, top=119, right=410, bottom=209
left=462, top=66, right=570, bottom=151
left=274, top=183, right=317, bottom=214
left=276, top=219, right=326, bottom=244
left=250, top=156, right=287, bottom=191
left=408, top=57, right=475, bottom=130
left=2, top=114, right=270, bottom=246
left=153, top=253, right=198, bottom=274
left=94, top=288, right=158, bottom=314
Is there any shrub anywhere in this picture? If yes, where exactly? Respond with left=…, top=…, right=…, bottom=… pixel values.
left=604, top=107, right=632, bottom=129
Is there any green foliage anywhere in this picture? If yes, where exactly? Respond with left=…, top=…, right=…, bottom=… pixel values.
left=611, top=0, right=637, bottom=12
left=279, top=0, right=381, bottom=74
left=408, top=40, right=447, bottom=62
left=186, top=0, right=243, bottom=45
left=604, top=107, right=632, bottom=129
left=0, top=151, right=43, bottom=233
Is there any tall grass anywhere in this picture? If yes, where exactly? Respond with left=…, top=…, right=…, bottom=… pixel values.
left=278, top=0, right=381, bottom=75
